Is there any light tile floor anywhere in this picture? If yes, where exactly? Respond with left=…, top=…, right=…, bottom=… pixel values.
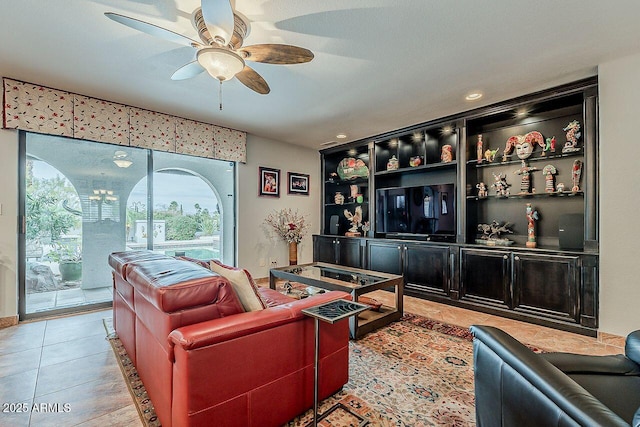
left=0, top=291, right=625, bottom=426
left=27, top=286, right=112, bottom=314
left=0, top=309, right=141, bottom=427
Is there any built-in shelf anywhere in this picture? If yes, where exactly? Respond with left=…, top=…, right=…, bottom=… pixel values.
left=375, top=161, right=457, bottom=176
left=325, top=201, right=368, bottom=207
left=467, top=191, right=584, bottom=200
left=468, top=150, right=584, bottom=168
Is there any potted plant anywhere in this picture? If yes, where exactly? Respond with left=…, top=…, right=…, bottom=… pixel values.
left=48, top=243, right=82, bottom=281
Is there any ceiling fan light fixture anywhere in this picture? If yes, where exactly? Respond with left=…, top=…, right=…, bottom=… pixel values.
left=197, top=47, right=245, bottom=82
left=113, top=150, right=133, bottom=168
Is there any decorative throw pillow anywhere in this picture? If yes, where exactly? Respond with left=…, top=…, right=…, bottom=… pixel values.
left=209, top=260, right=266, bottom=312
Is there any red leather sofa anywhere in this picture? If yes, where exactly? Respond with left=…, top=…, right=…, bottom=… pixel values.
left=109, top=251, right=351, bottom=427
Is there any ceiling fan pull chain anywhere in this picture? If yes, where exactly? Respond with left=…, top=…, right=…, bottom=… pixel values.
left=219, top=79, right=223, bottom=111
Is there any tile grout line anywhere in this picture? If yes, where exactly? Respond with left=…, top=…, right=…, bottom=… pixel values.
left=28, top=320, right=50, bottom=427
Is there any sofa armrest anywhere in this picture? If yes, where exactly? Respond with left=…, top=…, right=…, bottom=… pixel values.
left=543, top=352, right=640, bottom=376
left=168, top=291, right=350, bottom=355
left=471, top=325, right=629, bottom=427
left=626, top=330, right=640, bottom=366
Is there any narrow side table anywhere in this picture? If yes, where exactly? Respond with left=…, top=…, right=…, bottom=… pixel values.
left=301, top=299, right=370, bottom=427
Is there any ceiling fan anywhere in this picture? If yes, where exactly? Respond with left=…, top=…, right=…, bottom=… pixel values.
left=105, top=0, right=314, bottom=108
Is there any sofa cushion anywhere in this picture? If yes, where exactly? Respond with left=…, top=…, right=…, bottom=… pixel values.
left=108, top=250, right=168, bottom=280
left=126, top=257, right=243, bottom=313
left=177, top=255, right=211, bottom=270
left=257, top=287, right=296, bottom=307
left=209, top=260, right=266, bottom=312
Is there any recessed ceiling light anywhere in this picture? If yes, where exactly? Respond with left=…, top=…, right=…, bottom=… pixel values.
left=465, top=92, right=483, bottom=101
left=336, top=133, right=347, bottom=139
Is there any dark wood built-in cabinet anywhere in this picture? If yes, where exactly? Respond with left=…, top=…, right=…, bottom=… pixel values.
left=315, top=78, right=599, bottom=336
left=367, top=240, right=451, bottom=298
left=312, top=235, right=363, bottom=269
left=459, top=248, right=512, bottom=309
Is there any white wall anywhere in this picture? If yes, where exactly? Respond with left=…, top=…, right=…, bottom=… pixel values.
left=237, top=134, right=320, bottom=279
left=0, top=128, right=18, bottom=320
left=598, top=52, right=640, bottom=336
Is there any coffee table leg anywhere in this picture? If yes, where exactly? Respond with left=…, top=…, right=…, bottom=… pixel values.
left=269, top=270, right=277, bottom=289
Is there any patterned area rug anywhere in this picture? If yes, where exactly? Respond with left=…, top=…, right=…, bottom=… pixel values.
left=104, top=318, right=161, bottom=427
left=105, top=314, right=479, bottom=426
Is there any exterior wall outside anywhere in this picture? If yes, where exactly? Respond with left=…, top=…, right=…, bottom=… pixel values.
left=598, top=51, right=640, bottom=336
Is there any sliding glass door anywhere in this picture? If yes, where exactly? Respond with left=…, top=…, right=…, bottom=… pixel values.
left=20, top=132, right=235, bottom=319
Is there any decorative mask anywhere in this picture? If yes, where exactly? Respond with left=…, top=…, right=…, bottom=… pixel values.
left=504, top=131, right=544, bottom=161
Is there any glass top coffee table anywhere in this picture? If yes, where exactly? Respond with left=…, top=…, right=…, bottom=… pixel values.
left=269, top=262, right=403, bottom=339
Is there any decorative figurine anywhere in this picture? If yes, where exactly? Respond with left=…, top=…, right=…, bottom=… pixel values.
left=525, top=203, right=539, bottom=248
left=476, top=220, right=514, bottom=246
left=409, top=156, right=423, bottom=167
left=514, top=160, right=539, bottom=194
left=562, top=120, right=582, bottom=153
left=477, top=134, right=484, bottom=164
left=542, top=164, right=558, bottom=193
left=484, top=148, right=500, bottom=163
left=387, top=155, right=399, bottom=171
left=361, top=221, right=370, bottom=235
left=350, top=184, right=359, bottom=201
left=544, top=136, right=557, bottom=154
left=344, top=206, right=363, bottom=237
left=503, top=131, right=544, bottom=162
left=476, top=182, right=488, bottom=198
left=441, top=144, right=453, bottom=163
left=334, top=191, right=344, bottom=205
left=491, top=172, right=511, bottom=197
left=556, top=182, right=565, bottom=193
left=572, top=159, right=583, bottom=192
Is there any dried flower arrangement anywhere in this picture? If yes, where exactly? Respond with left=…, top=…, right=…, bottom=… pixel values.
left=264, top=208, right=310, bottom=244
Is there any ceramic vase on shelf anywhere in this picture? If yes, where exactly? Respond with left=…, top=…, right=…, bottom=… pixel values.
left=387, top=155, right=399, bottom=171
left=289, top=242, right=298, bottom=265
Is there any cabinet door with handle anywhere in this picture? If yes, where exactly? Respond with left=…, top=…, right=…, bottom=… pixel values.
left=366, top=240, right=403, bottom=275
left=512, top=252, right=580, bottom=323
left=404, top=243, right=450, bottom=296
left=313, top=235, right=338, bottom=264
left=337, top=237, right=362, bottom=268
left=460, top=248, right=511, bottom=308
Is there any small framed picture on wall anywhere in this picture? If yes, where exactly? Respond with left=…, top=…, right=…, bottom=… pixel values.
left=259, top=166, right=280, bottom=197
left=288, top=172, right=309, bottom=195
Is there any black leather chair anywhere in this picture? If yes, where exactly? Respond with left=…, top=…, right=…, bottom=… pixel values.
left=471, top=325, right=640, bottom=426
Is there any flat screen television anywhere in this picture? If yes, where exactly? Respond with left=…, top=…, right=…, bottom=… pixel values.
left=376, top=183, right=456, bottom=241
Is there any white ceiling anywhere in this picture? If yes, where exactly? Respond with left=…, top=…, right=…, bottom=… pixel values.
left=2, top=1, right=640, bottom=149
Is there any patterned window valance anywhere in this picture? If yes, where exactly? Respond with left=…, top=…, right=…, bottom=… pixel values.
left=2, top=78, right=246, bottom=163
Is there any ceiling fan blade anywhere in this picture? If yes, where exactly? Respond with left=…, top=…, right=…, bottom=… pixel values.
left=238, top=44, right=314, bottom=64
left=236, top=66, right=270, bottom=94
left=105, top=12, right=201, bottom=47
left=201, top=0, right=235, bottom=45
left=171, top=61, right=206, bottom=80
